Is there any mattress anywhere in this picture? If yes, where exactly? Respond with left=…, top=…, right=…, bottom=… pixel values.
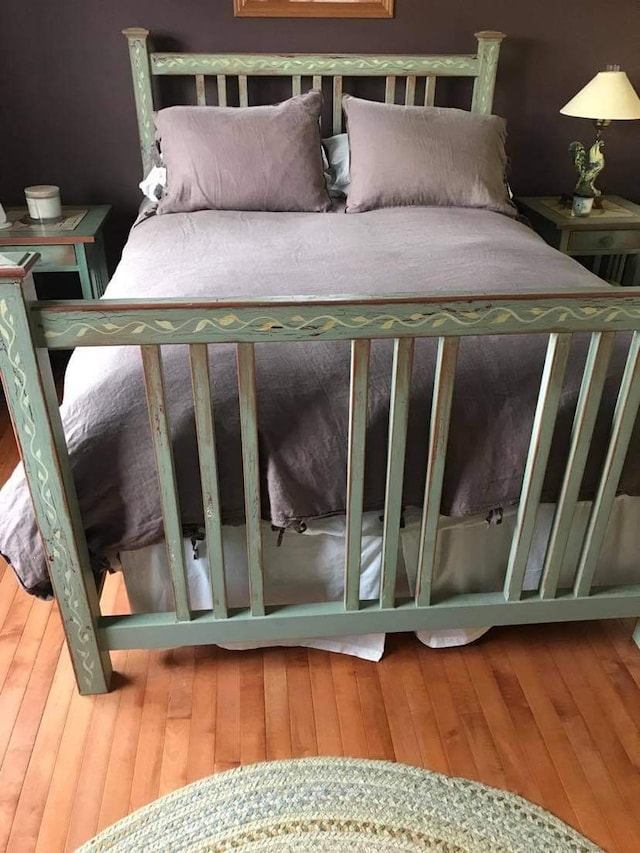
left=1, top=204, right=638, bottom=596
left=119, top=495, right=640, bottom=659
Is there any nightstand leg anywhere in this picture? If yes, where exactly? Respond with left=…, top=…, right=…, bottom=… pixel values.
left=86, top=232, right=110, bottom=298
left=75, top=244, right=95, bottom=300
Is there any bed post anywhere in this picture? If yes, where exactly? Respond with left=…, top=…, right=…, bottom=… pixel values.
left=123, top=27, right=157, bottom=178
left=0, top=256, right=112, bottom=695
left=634, top=621, right=640, bottom=649
left=472, top=30, right=506, bottom=115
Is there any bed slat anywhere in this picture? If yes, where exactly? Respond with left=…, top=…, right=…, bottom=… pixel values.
left=333, top=75, right=343, bottom=135
left=380, top=338, right=414, bottom=609
left=574, top=331, right=640, bottom=596
left=385, top=75, right=396, bottom=104
left=424, top=76, right=436, bottom=106
left=404, top=75, right=416, bottom=106
left=344, top=339, right=371, bottom=611
left=292, top=74, right=302, bottom=96
left=312, top=74, right=322, bottom=92
left=217, top=74, right=227, bottom=107
left=189, top=345, right=227, bottom=619
left=415, top=337, right=459, bottom=607
left=141, top=345, right=192, bottom=622
left=195, top=74, right=207, bottom=105
left=239, top=74, right=249, bottom=107
left=504, top=333, right=572, bottom=602
left=236, top=342, right=265, bottom=617
left=540, top=332, right=615, bottom=599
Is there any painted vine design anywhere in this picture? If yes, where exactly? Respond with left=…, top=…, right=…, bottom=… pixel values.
left=42, top=303, right=640, bottom=343
left=0, top=297, right=97, bottom=691
left=151, top=54, right=478, bottom=75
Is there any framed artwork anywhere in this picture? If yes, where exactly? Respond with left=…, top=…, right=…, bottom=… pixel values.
left=234, top=0, right=394, bottom=18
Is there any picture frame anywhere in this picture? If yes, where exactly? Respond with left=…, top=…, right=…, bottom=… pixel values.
left=234, top=0, right=394, bottom=18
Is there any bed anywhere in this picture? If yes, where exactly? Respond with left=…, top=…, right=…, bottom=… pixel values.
left=1, top=27, right=640, bottom=694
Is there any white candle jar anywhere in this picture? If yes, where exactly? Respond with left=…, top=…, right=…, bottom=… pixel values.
left=24, top=185, right=62, bottom=222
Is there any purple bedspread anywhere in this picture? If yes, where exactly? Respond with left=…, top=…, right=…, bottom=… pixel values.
left=1, top=204, right=638, bottom=595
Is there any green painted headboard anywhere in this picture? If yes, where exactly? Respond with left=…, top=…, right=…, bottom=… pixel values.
left=122, top=27, right=506, bottom=178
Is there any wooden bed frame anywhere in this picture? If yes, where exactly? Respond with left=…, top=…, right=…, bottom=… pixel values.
left=1, top=28, right=640, bottom=694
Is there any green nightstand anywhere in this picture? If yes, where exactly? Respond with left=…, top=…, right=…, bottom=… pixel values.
left=516, top=195, right=640, bottom=286
left=0, top=205, right=111, bottom=299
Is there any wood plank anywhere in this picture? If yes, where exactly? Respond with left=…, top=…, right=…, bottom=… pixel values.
left=186, top=647, right=218, bottom=783
left=380, top=338, right=414, bottom=608
left=0, top=607, right=64, bottom=852
left=353, top=656, right=395, bottom=761
left=189, top=344, right=227, bottom=618
left=504, top=333, right=571, bottom=601
left=5, top=644, right=76, bottom=852
left=141, top=345, right=191, bottom=621
left=213, top=649, right=241, bottom=766
left=286, top=649, right=317, bottom=758
left=95, top=650, right=150, bottom=834
left=384, top=74, right=396, bottom=104
left=217, top=74, right=227, bottom=106
left=344, top=339, right=370, bottom=611
left=238, top=74, right=249, bottom=106
left=575, top=331, right=640, bottom=595
left=158, top=647, right=195, bottom=797
left=308, top=649, right=343, bottom=756
left=236, top=343, right=265, bottom=616
left=424, top=76, right=436, bottom=106
left=333, top=75, right=343, bottom=135
left=330, top=652, right=369, bottom=759
left=416, top=337, right=459, bottom=606
left=239, top=650, right=266, bottom=765
left=484, top=634, right=579, bottom=830
left=541, top=332, right=615, bottom=598
left=404, top=75, right=416, bottom=105
left=263, top=648, right=292, bottom=760
left=505, top=630, right=616, bottom=849
left=195, top=73, right=206, bottom=105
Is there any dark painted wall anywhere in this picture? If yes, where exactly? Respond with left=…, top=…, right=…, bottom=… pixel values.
left=1, top=1, right=639, bottom=268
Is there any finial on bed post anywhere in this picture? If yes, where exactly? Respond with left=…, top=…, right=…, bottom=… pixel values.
left=472, top=31, right=506, bottom=116
left=123, top=27, right=157, bottom=178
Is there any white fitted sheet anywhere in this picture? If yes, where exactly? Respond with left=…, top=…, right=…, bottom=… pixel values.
left=119, top=496, right=640, bottom=659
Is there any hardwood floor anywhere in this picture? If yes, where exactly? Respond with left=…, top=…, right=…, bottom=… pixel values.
left=1, top=403, right=640, bottom=851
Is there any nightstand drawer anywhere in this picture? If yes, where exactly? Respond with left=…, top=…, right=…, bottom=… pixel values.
left=567, top=229, right=640, bottom=254
left=1, top=243, right=77, bottom=270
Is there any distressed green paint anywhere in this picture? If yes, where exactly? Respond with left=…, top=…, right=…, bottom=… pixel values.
left=471, top=31, right=505, bottom=115
left=574, top=332, right=640, bottom=596
left=141, top=345, right=191, bottom=622
left=415, top=337, right=459, bottom=607
left=504, top=333, right=571, bottom=602
left=0, top=264, right=111, bottom=694
left=97, top=586, right=640, bottom=650
left=380, top=338, right=414, bottom=609
left=189, top=344, right=227, bottom=619
left=541, top=332, right=615, bottom=599
left=122, top=28, right=157, bottom=178
left=150, top=53, right=480, bottom=77
left=35, top=290, right=640, bottom=349
left=344, top=339, right=370, bottom=612
left=404, top=75, right=416, bottom=106
left=333, top=75, right=343, bottom=134
left=236, top=343, right=265, bottom=617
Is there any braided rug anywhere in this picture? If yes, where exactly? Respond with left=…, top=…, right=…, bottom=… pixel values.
left=77, top=757, right=602, bottom=852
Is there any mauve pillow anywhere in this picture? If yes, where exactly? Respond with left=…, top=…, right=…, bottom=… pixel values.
left=156, top=90, right=331, bottom=214
left=343, top=95, right=515, bottom=217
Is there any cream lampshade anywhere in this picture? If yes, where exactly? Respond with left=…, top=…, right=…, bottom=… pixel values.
left=560, top=68, right=640, bottom=121
left=560, top=67, right=640, bottom=211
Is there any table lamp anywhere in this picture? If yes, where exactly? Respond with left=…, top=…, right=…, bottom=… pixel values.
left=560, top=66, right=640, bottom=213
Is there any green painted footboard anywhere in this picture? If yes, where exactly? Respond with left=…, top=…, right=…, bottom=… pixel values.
left=1, top=255, right=640, bottom=694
